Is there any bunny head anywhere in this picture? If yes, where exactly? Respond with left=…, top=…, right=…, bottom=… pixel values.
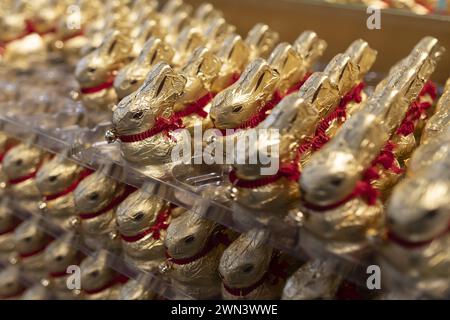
left=219, top=229, right=273, bottom=289
left=111, top=62, right=186, bottom=137
left=113, top=37, right=174, bottom=101
left=173, top=46, right=221, bottom=112
left=165, top=213, right=218, bottom=260
left=209, top=58, right=279, bottom=130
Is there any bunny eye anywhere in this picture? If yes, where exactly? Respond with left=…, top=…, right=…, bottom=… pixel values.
left=424, top=209, right=440, bottom=220
left=242, top=264, right=254, bottom=273
left=48, top=175, right=58, bottom=182
left=89, top=192, right=99, bottom=201
left=15, top=159, right=23, bottom=166
left=133, top=212, right=145, bottom=221
left=329, top=175, right=344, bottom=187
left=87, top=67, right=96, bottom=73
left=90, top=270, right=100, bottom=278
left=129, top=79, right=138, bottom=85
left=232, top=105, right=243, bottom=113
left=132, top=111, right=144, bottom=120
left=55, top=255, right=64, bottom=262
left=184, top=235, right=195, bottom=244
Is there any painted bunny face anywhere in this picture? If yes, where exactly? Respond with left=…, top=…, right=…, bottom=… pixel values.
left=300, top=149, right=359, bottom=206
left=73, top=171, right=121, bottom=214
left=113, top=37, right=174, bottom=100
left=35, top=156, right=81, bottom=196
left=165, top=213, right=216, bottom=260
left=219, top=229, right=272, bottom=288
left=173, top=46, right=221, bottom=111
left=209, top=58, right=279, bottom=129
left=75, top=30, right=131, bottom=88
left=80, top=251, right=116, bottom=292
left=0, top=266, right=24, bottom=298
left=112, top=62, right=186, bottom=136
left=44, top=232, right=79, bottom=274
left=2, top=144, right=45, bottom=181
left=14, top=219, right=49, bottom=255
left=115, top=188, right=167, bottom=235
left=387, top=177, right=450, bottom=242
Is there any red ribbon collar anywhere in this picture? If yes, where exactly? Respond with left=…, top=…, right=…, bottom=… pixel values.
left=387, top=223, right=450, bottom=249
left=229, top=82, right=365, bottom=189
left=83, top=274, right=129, bottom=295
left=19, top=241, right=51, bottom=259
left=217, top=74, right=312, bottom=136
left=302, top=81, right=437, bottom=212
left=221, top=253, right=288, bottom=297
left=165, top=229, right=231, bottom=265
left=120, top=205, right=173, bottom=243
left=0, top=220, right=20, bottom=236
left=78, top=185, right=136, bottom=220
left=0, top=19, right=57, bottom=55
left=44, top=168, right=93, bottom=201
left=173, top=92, right=215, bottom=119
left=118, top=116, right=184, bottom=143
left=80, top=76, right=115, bottom=95
left=8, top=160, right=44, bottom=185
left=302, top=141, right=400, bottom=212
left=61, top=29, right=84, bottom=42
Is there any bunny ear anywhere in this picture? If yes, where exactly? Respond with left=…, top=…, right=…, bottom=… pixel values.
left=241, top=59, right=279, bottom=97
left=138, top=37, right=174, bottom=67
left=142, top=62, right=186, bottom=102
left=324, top=53, right=359, bottom=95
left=175, top=26, right=205, bottom=54
left=99, top=30, right=131, bottom=60
left=183, top=47, right=221, bottom=88
left=245, top=23, right=279, bottom=58
left=217, top=34, right=250, bottom=66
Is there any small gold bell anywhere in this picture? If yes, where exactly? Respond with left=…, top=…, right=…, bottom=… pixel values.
left=105, top=129, right=118, bottom=143
left=159, top=261, right=172, bottom=274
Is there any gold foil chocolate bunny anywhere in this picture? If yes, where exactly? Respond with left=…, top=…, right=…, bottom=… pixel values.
left=2, top=143, right=50, bottom=201
left=80, top=250, right=129, bottom=300
left=378, top=87, right=450, bottom=298
left=171, top=25, right=206, bottom=67
left=209, top=31, right=327, bottom=136
left=43, top=232, right=82, bottom=299
left=419, top=78, right=450, bottom=145
left=161, top=212, right=231, bottom=299
left=0, top=203, right=20, bottom=262
left=21, top=283, right=51, bottom=300
left=107, top=62, right=187, bottom=168
left=14, top=217, right=53, bottom=281
left=298, top=37, right=444, bottom=255
left=73, top=168, right=135, bottom=249
left=75, top=29, right=132, bottom=115
left=282, top=259, right=343, bottom=299
left=0, top=131, right=18, bottom=196
left=209, top=23, right=279, bottom=94
left=228, top=40, right=376, bottom=213
left=0, top=265, right=25, bottom=299
left=219, top=229, right=289, bottom=300
left=115, top=186, right=176, bottom=271
left=171, top=46, right=221, bottom=132
left=0, top=10, right=47, bottom=70
left=118, top=277, right=156, bottom=300
left=36, top=155, right=93, bottom=229
left=113, top=36, right=174, bottom=101
left=209, top=58, right=279, bottom=133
